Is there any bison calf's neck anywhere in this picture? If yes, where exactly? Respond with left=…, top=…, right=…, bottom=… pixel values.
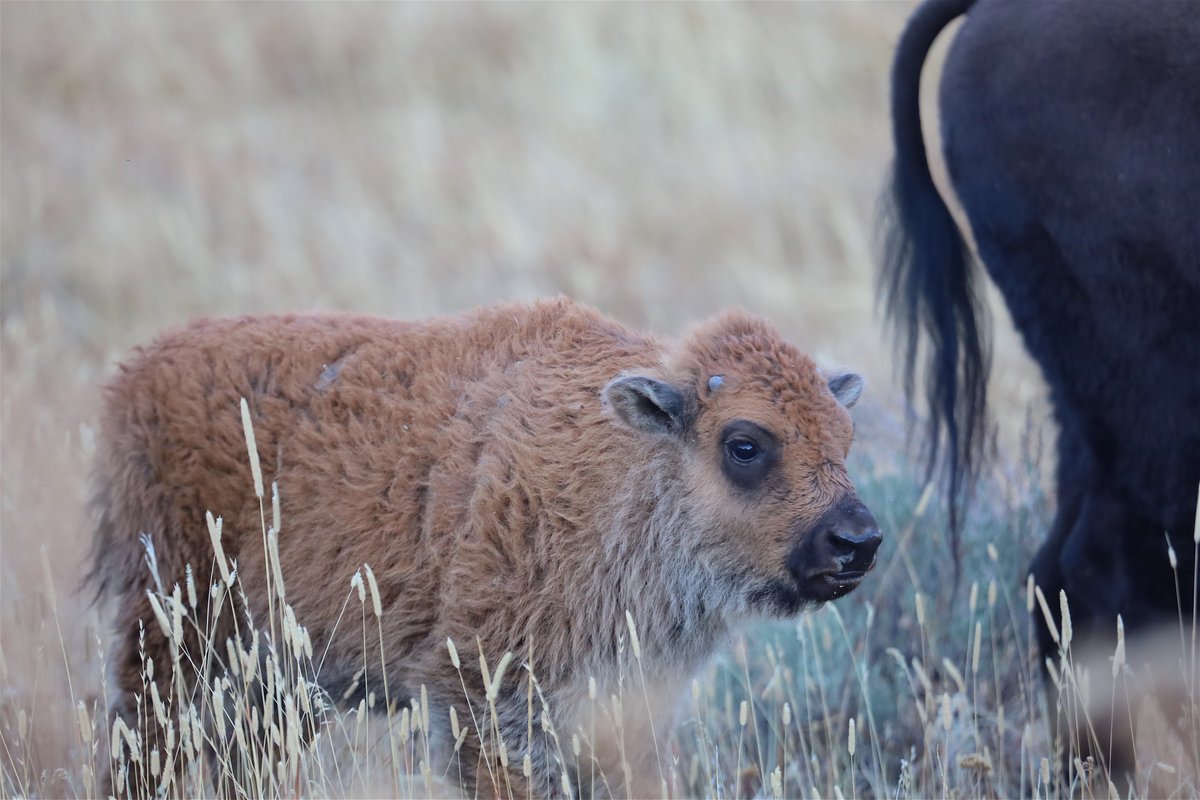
left=90, top=298, right=878, bottom=797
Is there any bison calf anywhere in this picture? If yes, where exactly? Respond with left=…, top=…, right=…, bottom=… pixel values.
left=92, top=298, right=879, bottom=796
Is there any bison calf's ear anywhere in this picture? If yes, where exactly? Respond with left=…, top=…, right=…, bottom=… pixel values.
left=827, top=373, right=864, bottom=408
left=603, top=375, right=692, bottom=437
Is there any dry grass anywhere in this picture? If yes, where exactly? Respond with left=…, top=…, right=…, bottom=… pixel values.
left=1, top=3, right=1195, bottom=798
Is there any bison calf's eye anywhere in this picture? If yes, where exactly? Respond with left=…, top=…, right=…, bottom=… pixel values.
left=726, top=438, right=760, bottom=463
left=720, top=421, right=779, bottom=490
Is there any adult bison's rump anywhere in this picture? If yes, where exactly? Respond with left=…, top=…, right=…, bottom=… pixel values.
left=90, top=298, right=879, bottom=797
left=882, top=0, right=1199, bottom=670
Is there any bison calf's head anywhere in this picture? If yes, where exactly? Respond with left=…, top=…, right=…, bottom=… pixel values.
left=604, top=310, right=880, bottom=619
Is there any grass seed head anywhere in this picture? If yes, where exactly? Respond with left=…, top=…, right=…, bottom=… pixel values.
left=477, top=640, right=492, bottom=691
left=212, top=678, right=226, bottom=739
left=958, top=752, right=992, bottom=773
left=1194, top=481, right=1199, bottom=543
left=185, top=564, right=197, bottom=610
left=912, top=657, right=932, bottom=695
left=1112, top=615, right=1125, bottom=678
left=269, top=529, right=286, bottom=602
left=362, top=563, right=382, bottom=617
left=487, top=652, right=513, bottom=702
left=206, top=511, right=233, bottom=586
left=1034, top=584, right=1060, bottom=645
left=150, top=681, right=167, bottom=728
left=942, top=658, right=965, bottom=694
left=170, top=583, right=183, bottom=644
left=240, top=397, right=264, bottom=498
left=421, top=684, right=431, bottom=731
left=285, top=694, right=300, bottom=762
left=146, top=591, right=172, bottom=639
left=1058, top=589, right=1072, bottom=650
left=189, top=706, right=202, bottom=754
left=75, top=701, right=90, bottom=746
left=625, top=610, right=642, bottom=661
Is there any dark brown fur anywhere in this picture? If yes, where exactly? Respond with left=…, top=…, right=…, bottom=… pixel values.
left=92, top=297, right=876, bottom=796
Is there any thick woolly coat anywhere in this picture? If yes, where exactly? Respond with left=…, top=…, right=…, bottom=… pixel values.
left=92, top=297, right=866, bottom=796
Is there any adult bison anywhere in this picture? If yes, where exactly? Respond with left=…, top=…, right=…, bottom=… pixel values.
left=91, top=298, right=879, bottom=797
left=882, top=0, right=1199, bottom=670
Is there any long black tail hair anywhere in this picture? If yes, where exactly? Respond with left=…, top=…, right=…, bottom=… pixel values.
left=879, top=0, right=991, bottom=541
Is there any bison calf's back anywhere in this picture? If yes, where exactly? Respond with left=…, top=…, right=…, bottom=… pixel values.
left=91, top=298, right=878, bottom=796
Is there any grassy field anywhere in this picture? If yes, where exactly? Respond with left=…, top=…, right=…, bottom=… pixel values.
left=1, top=3, right=1195, bottom=798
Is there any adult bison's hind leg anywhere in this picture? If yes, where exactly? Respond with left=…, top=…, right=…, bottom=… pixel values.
left=1028, top=453, right=1172, bottom=785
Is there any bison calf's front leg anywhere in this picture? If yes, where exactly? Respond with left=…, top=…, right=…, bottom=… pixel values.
left=435, top=685, right=566, bottom=799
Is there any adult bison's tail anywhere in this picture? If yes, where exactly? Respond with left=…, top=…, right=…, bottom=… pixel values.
left=879, top=0, right=990, bottom=539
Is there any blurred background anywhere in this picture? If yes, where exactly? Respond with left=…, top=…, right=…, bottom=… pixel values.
left=1, top=2, right=1050, bottom=790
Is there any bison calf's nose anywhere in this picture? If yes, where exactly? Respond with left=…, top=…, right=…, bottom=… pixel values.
left=828, top=523, right=882, bottom=574
left=790, top=500, right=882, bottom=602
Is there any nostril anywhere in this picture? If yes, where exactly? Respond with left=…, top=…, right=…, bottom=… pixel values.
left=829, top=531, right=857, bottom=559
left=829, top=528, right=882, bottom=573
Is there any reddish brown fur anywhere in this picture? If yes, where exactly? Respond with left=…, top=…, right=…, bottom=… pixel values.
left=91, top=297, right=873, bottom=796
